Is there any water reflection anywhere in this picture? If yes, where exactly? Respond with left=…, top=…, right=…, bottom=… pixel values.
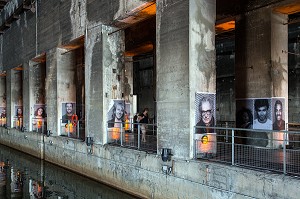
left=0, top=144, right=139, bottom=199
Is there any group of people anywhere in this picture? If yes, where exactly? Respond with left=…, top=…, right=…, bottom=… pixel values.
left=107, top=101, right=149, bottom=143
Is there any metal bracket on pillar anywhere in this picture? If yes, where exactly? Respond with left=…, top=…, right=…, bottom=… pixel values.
left=282, top=50, right=300, bottom=56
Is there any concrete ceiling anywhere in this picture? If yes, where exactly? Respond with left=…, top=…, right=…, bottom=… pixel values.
left=122, top=0, right=300, bottom=57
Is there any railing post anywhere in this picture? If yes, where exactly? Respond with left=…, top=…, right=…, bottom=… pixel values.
left=225, top=122, right=229, bottom=142
left=231, top=129, right=235, bottom=166
left=283, top=131, right=287, bottom=175
left=67, top=120, right=70, bottom=137
left=120, top=123, right=123, bottom=146
left=194, top=126, right=196, bottom=159
left=77, top=120, right=80, bottom=138
left=138, top=124, right=140, bottom=149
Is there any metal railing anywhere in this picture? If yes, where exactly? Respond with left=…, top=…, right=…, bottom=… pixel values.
left=31, top=118, right=47, bottom=133
left=107, top=121, right=157, bottom=153
left=13, top=117, right=23, bottom=130
left=60, top=119, right=85, bottom=140
left=194, top=126, right=300, bottom=175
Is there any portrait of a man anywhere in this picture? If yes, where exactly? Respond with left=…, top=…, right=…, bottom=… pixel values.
left=253, top=99, right=272, bottom=130
left=62, top=102, right=76, bottom=123
left=195, top=93, right=216, bottom=134
left=272, top=99, right=285, bottom=130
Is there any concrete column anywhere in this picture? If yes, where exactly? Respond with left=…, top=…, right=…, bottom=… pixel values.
left=157, top=0, right=216, bottom=159
left=6, top=70, right=12, bottom=128
left=101, top=26, right=125, bottom=144
left=10, top=69, right=23, bottom=129
left=28, top=60, right=46, bottom=131
left=236, top=8, right=288, bottom=99
left=56, top=48, right=77, bottom=135
left=23, top=62, right=30, bottom=131
left=45, top=50, right=58, bottom=136
left=85, top=24, right=103, bottom=144
left=0, top=77, right=6, bottom=126
left=235, top=8, right=288, bottom=147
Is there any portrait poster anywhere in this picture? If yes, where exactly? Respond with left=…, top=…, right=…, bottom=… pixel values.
left=107, top=99, right=125, bottom=128
left=34, top=104, right=47, bottom=118
left=253, top=98, right=272, bottom=130
left=194, top=92, right=216, bottom=156
left=0, top=106, right=6, bottom=118
left=236, top=99, right=254, bottom=129
left=61, top=102, right=76, bottom=123
left=271, top=97, right=286, bottom=147
left=0, top=106, right=6, bottom=126
left=15, top=105, right=23, bottom=117
left=195, top=92, right=216, bottom=127
left=272, top=98, right=285, bottom=130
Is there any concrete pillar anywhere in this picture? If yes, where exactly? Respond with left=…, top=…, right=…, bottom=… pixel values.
left=157, top=0, right=216, bottom=158
left=0, top=77, right=6, bottom=127
left=56, top=48, right=77, bottom=135
left=6, top=70, right=12, bottom=128
left=45, top=49, right=58, bottom=136
left=23, top=62, right=30, bottom=131
left=101, top=26, right=125, bottom=144
left=10, top=69, right=23, bottom=129
left=235, top=8, right=288, bottom=147
left=85, top=24, right=103, bottom=144
left=236, top=8, right=288, bottom=99
left=28, top=60, right=46, bottom=131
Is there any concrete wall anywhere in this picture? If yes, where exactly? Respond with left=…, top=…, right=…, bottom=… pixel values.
left=0, top=130, right=299, bottom=199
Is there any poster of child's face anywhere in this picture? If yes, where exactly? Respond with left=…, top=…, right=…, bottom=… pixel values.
left=34, top=104, right=46, bottom=118
left=195, top=92, right=216, bottom=127
left=15, top=106, right=23, bottom=117
left=62, top=102, right=75, bottom=118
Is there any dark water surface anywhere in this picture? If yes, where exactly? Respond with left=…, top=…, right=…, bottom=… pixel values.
left=0, top=144, right=139, bottom=199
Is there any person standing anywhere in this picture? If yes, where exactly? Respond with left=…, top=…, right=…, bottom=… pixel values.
left=139, top=108, right=149, bottom=142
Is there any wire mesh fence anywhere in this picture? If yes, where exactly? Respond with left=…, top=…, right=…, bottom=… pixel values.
left=194, top=126, right=300, bottom=175
left=107, top=122, right=157, bottom=153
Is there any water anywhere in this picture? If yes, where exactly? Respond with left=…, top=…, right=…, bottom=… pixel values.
left=0, top=144, right=139, bottom=199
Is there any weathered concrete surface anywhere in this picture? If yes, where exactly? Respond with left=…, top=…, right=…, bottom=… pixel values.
left=156, top=0, right=190, bottom=159
left=0, top=144, right=136, bottom=199
left=157, top=0, right=216, bottom=159
left=85, top=24, right=103, bottom=143
left=45, top=49, right=58, bottom=136
left=0, top=129, right=299, bottom=199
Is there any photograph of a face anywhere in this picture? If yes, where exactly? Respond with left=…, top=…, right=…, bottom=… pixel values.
left=107, top=99, right=125, bottom=128
left=34, top=104, right=47, bottom=118
left=195, top=92, right=216, bottom=134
